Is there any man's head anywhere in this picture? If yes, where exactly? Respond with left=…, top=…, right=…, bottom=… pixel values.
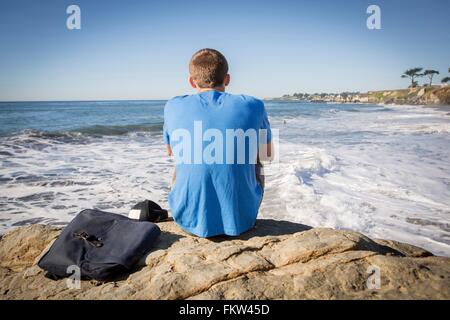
left=189, top=48, right=230, bottom=91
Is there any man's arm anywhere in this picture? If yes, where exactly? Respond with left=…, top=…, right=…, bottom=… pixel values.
left=259, top=141, right=274, bottom=162
left=258, top=99, right=273, bottom=162
left=166, top=144, right=173, bottom=156
left=166, top=144, right=176, bottom=187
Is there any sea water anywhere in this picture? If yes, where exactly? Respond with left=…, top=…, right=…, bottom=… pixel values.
left=1, top=100, right=449, bottom=256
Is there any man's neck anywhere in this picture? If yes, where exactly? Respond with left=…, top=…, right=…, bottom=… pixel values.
left=197, top=86, right=226, bottom=93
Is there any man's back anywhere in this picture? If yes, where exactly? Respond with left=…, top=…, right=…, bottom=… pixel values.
left=163, top=90, right=271, bottom=237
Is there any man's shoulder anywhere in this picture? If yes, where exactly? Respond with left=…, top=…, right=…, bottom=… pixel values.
left=166, top=94, right=191, bottom=105
left=226, top=93, right=264, bottom=110
left=164, top=95, right=195, bottom=114
left=228, top=93, right=263, bottom=103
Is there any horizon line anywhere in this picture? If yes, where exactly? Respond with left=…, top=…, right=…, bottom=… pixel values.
left=1, top=86, right=441, bottom=103
left=0, top=98, right=170, bottom=103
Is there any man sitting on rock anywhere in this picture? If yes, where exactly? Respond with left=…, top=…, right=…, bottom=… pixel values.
left=163, top=48, right=273, bottom=237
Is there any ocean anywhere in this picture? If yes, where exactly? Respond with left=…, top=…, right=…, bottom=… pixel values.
left=1, top=100, right=449, bottom=256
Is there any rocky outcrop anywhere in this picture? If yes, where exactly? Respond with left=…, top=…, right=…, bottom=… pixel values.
left=368, top=86, right=450, bottom=105
left=1, top=220, right=449, bottom=300
left=276, top=86, right=450, bottom=105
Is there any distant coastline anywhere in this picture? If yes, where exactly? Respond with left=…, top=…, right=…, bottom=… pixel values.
left=273, top=86, right=450, bottom=106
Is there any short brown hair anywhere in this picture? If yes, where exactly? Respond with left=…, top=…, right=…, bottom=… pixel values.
left=189, top=48, right=229, bottom=88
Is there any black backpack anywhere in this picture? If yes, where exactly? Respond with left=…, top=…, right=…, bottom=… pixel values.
left=38, top=209, right=160, bottom=281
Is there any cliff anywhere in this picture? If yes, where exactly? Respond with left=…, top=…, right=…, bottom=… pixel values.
left=368, top=86, right=450, bottom=106
left=277, top=86, right=450, bottom=105
left=1, top=220, right=449, bottom=299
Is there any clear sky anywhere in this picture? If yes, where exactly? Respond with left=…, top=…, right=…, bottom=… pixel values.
left=0, top=0, right=449, bottom=101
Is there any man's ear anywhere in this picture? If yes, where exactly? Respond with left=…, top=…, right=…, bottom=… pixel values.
left=188, top=76, right=197, bottom=89
left=224, top=74, right=230, bottom=87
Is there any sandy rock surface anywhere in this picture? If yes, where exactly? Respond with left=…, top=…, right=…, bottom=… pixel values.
left=0, top=220, right=449, bottom=300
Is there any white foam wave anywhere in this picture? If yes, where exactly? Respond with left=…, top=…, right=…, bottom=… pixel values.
left=0, top=135, right=173, bottom=230
left=259, top=104, right=450, bottom=256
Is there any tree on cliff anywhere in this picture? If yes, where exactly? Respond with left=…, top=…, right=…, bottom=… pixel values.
left=401, top=68, right=423, bottom=88
left=423, top=70, right=439, bottom=86
left=441, top=68, right=450, bottom=85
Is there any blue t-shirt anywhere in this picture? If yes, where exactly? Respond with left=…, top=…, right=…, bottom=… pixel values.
left=163, top=90, right=272, bottom=237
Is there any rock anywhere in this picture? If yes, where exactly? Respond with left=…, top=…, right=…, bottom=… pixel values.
left=373, top=239, right=432, bottom=258
left=0, top=224, right=60, bottom=271
left=0, top=220, right=449, bottom=300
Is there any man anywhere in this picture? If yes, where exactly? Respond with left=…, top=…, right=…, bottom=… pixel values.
left=163, top=48, right=273, bottom=237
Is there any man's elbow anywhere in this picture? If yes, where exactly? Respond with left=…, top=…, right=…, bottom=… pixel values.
left=259, top=143, right=274, bottom=162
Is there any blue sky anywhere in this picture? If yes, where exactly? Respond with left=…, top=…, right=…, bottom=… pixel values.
left=0, top=0, right=449, bottom=101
